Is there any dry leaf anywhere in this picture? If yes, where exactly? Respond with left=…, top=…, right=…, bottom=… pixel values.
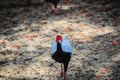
left=25, top=34, right=31, bottom=39
left=64, top=27, right=72, bottom=32
left=1, top=39, right=6, bottom=44
left=101, top=67, right=108, bottom=73
left=113, top=40, right=119, bottom=45
left=86, top=13, right=91, bottom=17
left=12, top=44, right=20, bottom=48
left=97, top=74, right=101, bottom=80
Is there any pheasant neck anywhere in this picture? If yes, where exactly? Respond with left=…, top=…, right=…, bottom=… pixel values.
left=57, top=42, right=62, bottom=52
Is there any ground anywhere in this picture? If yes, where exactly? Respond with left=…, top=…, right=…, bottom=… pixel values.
left=0, top=0, right=120, bottom=80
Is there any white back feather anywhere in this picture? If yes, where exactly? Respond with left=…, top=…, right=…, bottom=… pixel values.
left=50, top=37, right=72, bottom=55
left=61, top=37, right=72, bottom=54
left=50, top=41, right=57, bottom=55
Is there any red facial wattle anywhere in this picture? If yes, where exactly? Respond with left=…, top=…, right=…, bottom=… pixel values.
left=56, top=35, right=62, bottom=43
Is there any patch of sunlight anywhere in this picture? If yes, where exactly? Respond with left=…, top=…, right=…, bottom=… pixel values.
left=31, top=23, right=40, bottom=27
left=61, top=5, right=70, bottom=10
left=25, top=46, right=37, bottom=52
left=23, top=63, right=51, bottom=77
left=72, top=25, right=117, bottom=40
left=61, top=4, right=79, bottom=10
left=52, top=20, right=68, bottom=24
left=111, top=52, right=120, bottom=61
left=0, top=65, right=16, bottom=77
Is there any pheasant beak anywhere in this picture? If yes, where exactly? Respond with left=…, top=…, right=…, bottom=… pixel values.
left=58, top=40, right=62, bottom=43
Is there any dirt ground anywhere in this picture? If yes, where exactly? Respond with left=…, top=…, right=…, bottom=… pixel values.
left=0, top=0, right=120, bottom=80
